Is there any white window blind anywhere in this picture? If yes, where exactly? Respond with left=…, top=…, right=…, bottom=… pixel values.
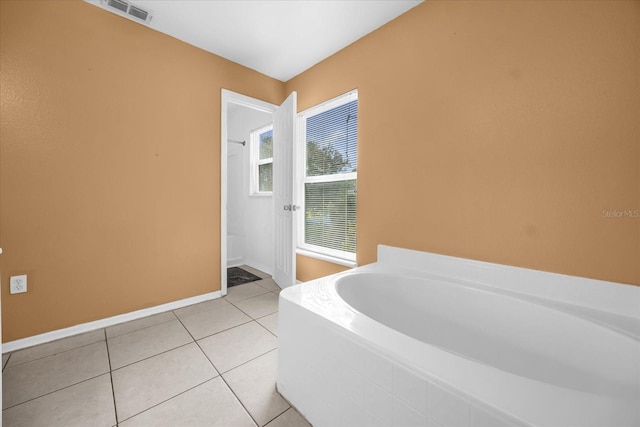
left=298, top=91, right=358, bottom=262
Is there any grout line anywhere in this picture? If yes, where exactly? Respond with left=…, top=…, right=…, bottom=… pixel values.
left=180, top=309, right=273, bottom=427
left=191, top=319, right=254, bottom=342
left=217, top=369, right=260, bottom=427
left=216, top=348, right=286, bottom=427
left=174, top=315, right=219, bottom=375
left=173, top=297, right=273, bottom=345
left=216, top=345, right=279, bottom=376
left=115, top=377, right=216, bottom=424
left=171, top=298, right=231, bottom=320
left=193, top=341, right=219, bottom=376
left=174, top=316, right=204, bottom=353
left=255, top=311, right=278, bottom=320
left=2, top=352, right=12, bottom=372
left=108, top=315, right=214, bottom=424
left=106, top=312, right=178, bottom=340
left=174, top=316, right=258, bottom=426
left=110, top=341, right=194, bottom=372
left=105, top=320, right=194, bottom=369
left=226, top=300, right=257, bottom=319
left=254, top=280, right=277, bottom=291
left=3, top=335, right=105, bottom=369
left=224, top=286, right=271, bottom=304
left=2, top=370, right=110, bottom=411
left=263, top=406, right=292, bottom=427
left=254, top=316, right=278, bottom=338
left=255, top=281, right=281, bottom=292
left=104, top=329, right=119, bottom=425
left=226, top=295, right=279, bottom=321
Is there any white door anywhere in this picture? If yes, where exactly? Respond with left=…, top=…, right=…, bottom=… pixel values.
left=272, top=92, right=297, bottom=288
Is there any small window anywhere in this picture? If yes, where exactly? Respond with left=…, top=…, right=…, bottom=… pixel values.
left=250, top=124, right=273, bottom=195
left=297, top=90, right=358, bottom=265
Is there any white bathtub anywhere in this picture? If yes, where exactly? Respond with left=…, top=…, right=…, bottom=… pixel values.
left=278, top=245, right=640, bottom=427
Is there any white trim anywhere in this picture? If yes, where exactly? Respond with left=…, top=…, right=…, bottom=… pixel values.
left=296, top=247, right=357, bottom=268
left=295, top=108, right=307, bottom=252
left=221, top=89, right=277, bottom=298
left=227, top=259, right=244, bottom=268
left=296, top=89, right=359, bottom=262
left=298, top=89, right=358, bottom=118
left=249, top=124, right=274, bottom=196
left=298, top=242, right=356, bottom=264
left=303, top=172, right=356, bottom=184
left=2, top=291, right=222, bottom=353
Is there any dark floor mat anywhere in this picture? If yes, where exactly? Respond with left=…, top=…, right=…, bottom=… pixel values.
left=227, top=267, right=262, bottom=287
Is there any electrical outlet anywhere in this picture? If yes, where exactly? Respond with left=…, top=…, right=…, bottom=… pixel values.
left=10, top=275, right=27, bottom=294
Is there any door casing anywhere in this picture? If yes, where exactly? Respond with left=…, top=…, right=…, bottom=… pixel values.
left=220, top=89, right=277, bottom=296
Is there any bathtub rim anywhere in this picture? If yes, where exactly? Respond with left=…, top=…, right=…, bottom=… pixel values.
left=333, top=268, right=640, bottom=341
left=377, top=245, right=639, bottom=319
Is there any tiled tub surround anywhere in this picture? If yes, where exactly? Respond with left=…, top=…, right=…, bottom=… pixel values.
left=278, top=245, right=640, bottom=427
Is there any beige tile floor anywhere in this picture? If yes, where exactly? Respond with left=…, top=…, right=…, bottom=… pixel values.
left=1, top=267, right=311, bottom=427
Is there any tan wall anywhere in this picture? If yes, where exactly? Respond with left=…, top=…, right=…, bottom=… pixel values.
left=290, top=1, right=640, bottom=285
left=0, top=0, right=285, bottom=342
left=296, top=255, right=350, bottom=283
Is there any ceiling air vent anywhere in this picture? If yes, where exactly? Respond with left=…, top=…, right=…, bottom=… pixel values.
left=98, top=0, right=153, bottom=24
left=107, top=0, right=127, bottom=13
left=128, top=5, right=149, bottom=22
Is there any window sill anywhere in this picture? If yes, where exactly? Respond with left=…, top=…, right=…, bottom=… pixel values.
left=249, top=192, right=272, bottom=198
left=296, top=247, right=357, bottom=268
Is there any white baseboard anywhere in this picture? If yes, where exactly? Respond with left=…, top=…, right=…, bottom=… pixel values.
left=227, top=258, right=244, bottom=268
left=2, top=291, right=222, bottom=353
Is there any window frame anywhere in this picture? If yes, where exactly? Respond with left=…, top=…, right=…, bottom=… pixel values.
left=295, top=89, right=358, bottom=267
left=249, top=124, right=274, bottom=197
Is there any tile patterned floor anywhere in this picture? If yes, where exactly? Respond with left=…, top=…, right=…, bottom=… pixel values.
left=1, top=267, right=311, bottom=427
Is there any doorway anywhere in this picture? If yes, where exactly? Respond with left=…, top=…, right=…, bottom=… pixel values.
left=220, top=90, right=277, bottom=296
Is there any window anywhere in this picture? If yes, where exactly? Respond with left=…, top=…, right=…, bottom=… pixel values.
left=250, top=124, right=273, bottom=195
left=297, top=90, right=358, bottom=265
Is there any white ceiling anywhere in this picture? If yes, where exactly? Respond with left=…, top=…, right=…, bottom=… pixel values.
left=88, top=0, right=422, bottom=82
